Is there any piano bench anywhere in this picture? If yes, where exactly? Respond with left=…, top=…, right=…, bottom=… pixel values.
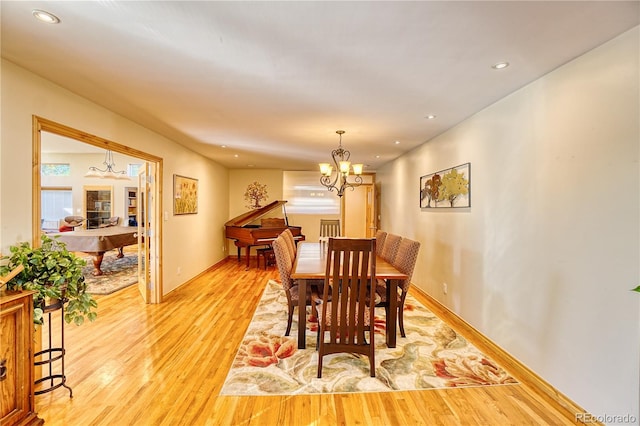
left=257, top=247, right=276, bottom=270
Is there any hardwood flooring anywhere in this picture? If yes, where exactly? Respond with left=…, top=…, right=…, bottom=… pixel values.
left=34, top=258, right=585, bottom=425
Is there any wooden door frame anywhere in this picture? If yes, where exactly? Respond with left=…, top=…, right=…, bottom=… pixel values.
left=32, top=116, right=164, bottom=303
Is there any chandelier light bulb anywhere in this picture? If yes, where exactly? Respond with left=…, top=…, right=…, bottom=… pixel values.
left=319, top=163, right=331, bottom=175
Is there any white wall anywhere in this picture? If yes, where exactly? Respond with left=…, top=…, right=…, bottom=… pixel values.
left=378, top=27, right=640, bottom=422
left=1, top=60, right=229, bottom=295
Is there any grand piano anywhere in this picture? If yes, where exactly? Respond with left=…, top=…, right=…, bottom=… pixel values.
left=225, top=200, right=305, bottom=268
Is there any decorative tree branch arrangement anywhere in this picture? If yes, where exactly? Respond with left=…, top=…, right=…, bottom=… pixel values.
left=245, top=181, right=269, bottom=210
left=421, top=174, right=442, bottom=208
left=438, top=167, right=469, bottom=207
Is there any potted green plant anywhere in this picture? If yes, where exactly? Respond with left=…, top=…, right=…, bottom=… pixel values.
left=0, top=234, right=98, bottom=325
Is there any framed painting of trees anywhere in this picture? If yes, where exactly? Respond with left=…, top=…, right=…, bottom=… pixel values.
left=420, top=163, right=470, bottom=209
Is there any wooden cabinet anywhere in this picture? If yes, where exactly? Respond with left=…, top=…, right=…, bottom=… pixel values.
left=0, top=291, right=44, bottom=425
left=84, top=185, right=113, bottom=229
left=125, top=187, right=138, bottom=226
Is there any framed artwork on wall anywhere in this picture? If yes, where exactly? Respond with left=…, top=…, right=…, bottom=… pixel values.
left=420, top=163, right=470, bottom=209
left=174, top=174, right=198, bottom=215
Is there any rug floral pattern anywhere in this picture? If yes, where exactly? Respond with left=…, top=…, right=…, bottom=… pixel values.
left=221, top=280, right=517, bottom=395
left=81, top=252, right=138, bottom=295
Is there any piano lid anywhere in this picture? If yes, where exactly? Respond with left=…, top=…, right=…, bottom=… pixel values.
left=224, top=200, right=288, bottom=228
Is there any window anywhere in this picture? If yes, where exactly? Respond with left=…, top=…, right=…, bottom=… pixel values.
left=283, top=171, right=339, bottom=214
left=41, top=163, right=70, bottom=176
left=128, top=163, right=142, bottom=177
left=41, top=187, right=72, bottom=229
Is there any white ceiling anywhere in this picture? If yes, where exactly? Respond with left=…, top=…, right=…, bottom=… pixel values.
left=2, top=1, right=638, bottom=171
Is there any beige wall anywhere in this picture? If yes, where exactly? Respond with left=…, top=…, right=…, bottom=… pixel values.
left=1, top=60, right=229, bottom=295
left=378, top=27, right=639, bottom=419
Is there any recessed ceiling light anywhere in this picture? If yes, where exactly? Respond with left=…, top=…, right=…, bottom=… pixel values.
left=234, top=154, right=239, bottom=158
left=375, top=155, right=380, bottom=159
left=221, top=145, right=227, bottom=149
left=425, top=114, right=436, bottom=120
left=394, top=141, right=400, bottom=145
left=32, top=9, right=60, bottom=24
left=492, top=61, right=510, bottom=70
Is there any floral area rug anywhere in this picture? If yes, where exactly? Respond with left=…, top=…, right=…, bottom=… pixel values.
left=79, top=251, right=138, bottom=295
left=220, top=280, right=517, bottom=395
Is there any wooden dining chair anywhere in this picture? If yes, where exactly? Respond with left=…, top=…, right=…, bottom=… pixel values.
left=272, top=235, right=322, bottom=336
left=376, top=238, right=421, bottom=337
left=317, top=237, right=377, bottom=378
left=374, top=230, right=387, bottom=256
left=319, top=219, right=341, bottom=238
left=380, top=233, right=401, bottom=262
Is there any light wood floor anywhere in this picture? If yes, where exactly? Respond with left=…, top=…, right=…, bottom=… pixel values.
left=34, top=258, right=586, bottom=425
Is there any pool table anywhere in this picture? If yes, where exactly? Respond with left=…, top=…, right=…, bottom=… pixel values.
left=51, top=226, right=138, bottom=276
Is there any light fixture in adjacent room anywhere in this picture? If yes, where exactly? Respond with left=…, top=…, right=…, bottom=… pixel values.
left=32, top=9, right=61, bottom=24
left=319, top=130, right=363, bottom=197
left=85, top=150, right=131, bottom=180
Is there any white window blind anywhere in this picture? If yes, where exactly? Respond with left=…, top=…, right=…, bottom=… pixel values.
left=41, top=188, right=72, bottom=228
left=283, top=171, right=339, bottom=214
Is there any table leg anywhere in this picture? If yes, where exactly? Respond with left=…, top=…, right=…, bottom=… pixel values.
left=91, top=253, right=105, bottom=276
left=116, top=247, right=125, bottom=258
left=386, top=279, right=398, bottom=348
left=298, top=278, right=307, bottom=349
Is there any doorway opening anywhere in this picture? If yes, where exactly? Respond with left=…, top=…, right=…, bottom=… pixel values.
left=32, top=116, right=164, bottom=303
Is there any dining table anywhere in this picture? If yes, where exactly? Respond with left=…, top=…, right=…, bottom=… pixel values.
left=290, top=240, right=409, bottom=349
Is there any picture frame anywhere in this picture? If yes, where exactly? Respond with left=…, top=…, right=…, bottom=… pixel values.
left=173, top=174, right=198, bottom=215
left=420, top=163, right=470, bottom=209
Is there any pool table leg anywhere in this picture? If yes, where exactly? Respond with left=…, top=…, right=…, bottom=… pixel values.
left=90, top=252, right=105, bottom=276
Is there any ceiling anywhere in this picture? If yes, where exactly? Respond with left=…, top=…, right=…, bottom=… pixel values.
left=2, top=1, right=638, bottom=172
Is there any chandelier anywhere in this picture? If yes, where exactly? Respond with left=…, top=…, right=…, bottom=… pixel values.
left=319, top=130, right=363, bottom=197
left=85, top=150, right=131, bottom=180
